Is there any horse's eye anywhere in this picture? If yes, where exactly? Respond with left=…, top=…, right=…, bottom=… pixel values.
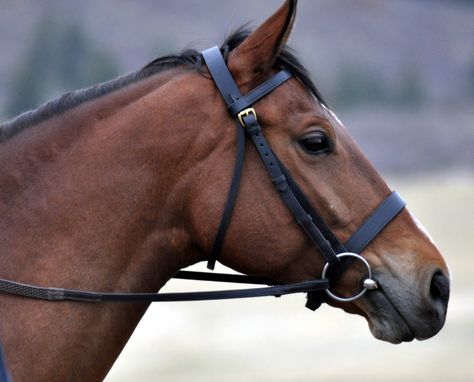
left=299, top=132, right=331, bottom=155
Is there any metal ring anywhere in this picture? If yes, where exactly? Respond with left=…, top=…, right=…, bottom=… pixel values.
left=321, top=252, right=373, bottom=303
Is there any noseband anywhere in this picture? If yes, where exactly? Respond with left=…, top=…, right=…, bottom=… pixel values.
left=0, top=47, right=405, bottom=310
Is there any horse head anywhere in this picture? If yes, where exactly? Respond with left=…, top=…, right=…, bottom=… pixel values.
left=179, top=0, right=450, bottom=343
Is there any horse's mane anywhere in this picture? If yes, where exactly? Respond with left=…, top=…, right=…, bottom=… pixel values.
left=0, top=28, right=325, bottom=143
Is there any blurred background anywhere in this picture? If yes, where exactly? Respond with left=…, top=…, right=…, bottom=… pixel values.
left=1, top=0, right=473, bottom=380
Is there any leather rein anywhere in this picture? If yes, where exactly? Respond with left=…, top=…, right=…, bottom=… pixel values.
left=0, top=47, right=406, bottom=310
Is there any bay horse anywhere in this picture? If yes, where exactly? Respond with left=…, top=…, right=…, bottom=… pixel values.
left=0, top=1, right=450, bottom=380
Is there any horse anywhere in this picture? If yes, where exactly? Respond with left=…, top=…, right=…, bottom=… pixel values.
left=0, top=1, right=450, bottom=380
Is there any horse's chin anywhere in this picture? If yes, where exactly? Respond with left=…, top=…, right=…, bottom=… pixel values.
left=363, top=289, right=416, bottom=344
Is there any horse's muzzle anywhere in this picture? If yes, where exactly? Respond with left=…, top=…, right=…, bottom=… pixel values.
left=363, top=268, right=450, bottom=343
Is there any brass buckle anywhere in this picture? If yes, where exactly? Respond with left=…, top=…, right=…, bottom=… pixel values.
left=237, top=108, right=257, bottom=127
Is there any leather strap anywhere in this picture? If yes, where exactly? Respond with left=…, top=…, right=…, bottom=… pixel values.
left=202, top=46, right=242, bottom=104
left=203, top=48, right=298, bottom=269
left=345, top=191, right=406, bottom=254
left=227, top=70, right=292, bottom=116
left=242, top=112, right=339, bottom=267
left=0, top=276, right=328, bottom=302
left=206, top=122, right=245, bottom=270
left=274, top=156, right=347, bottom=254
left=202, top=46, right=246, bottom=270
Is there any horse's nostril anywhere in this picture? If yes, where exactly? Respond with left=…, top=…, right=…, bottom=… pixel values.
left=430, top=271, right=450, bottom=306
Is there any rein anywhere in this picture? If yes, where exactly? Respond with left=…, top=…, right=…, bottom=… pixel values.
left=0, top=46, right=406, bottom=308
left=0, top=273, right=328, bottom=302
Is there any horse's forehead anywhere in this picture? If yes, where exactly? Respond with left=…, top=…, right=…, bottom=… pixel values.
left=254, top=81, right=320, bottom=122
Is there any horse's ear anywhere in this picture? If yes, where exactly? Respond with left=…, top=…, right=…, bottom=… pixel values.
left=228, top=0, right=297, bottom=89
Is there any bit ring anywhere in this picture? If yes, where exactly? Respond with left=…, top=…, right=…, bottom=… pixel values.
left=322, top=252, right=376, bottom=302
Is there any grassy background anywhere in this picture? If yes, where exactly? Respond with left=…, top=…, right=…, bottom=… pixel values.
left=105, top=174, right=474, bottom=382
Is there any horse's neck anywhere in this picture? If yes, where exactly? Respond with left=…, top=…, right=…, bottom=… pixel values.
left=0, top=69, right=195, bottom=285
left=0, top=70, right=202, bottom=381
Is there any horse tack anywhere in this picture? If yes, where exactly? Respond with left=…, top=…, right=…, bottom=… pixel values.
left=0, top=46, right=406, bottom=308
left=201, top=46, right=406, bottom=309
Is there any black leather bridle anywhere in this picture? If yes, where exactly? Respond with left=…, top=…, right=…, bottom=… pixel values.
left=0, top=47, right=406, bottom=310
left=200, top=46, right=405, bottom=309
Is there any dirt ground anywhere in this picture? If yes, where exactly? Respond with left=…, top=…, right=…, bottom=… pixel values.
left=105, top=174, right=474, bottom=382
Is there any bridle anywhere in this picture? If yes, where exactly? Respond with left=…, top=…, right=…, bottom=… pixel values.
left=0, top=46, right=406, bottom=310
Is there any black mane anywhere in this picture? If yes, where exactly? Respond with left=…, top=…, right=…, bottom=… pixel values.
left=0, top=28, right=325, bottom=143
